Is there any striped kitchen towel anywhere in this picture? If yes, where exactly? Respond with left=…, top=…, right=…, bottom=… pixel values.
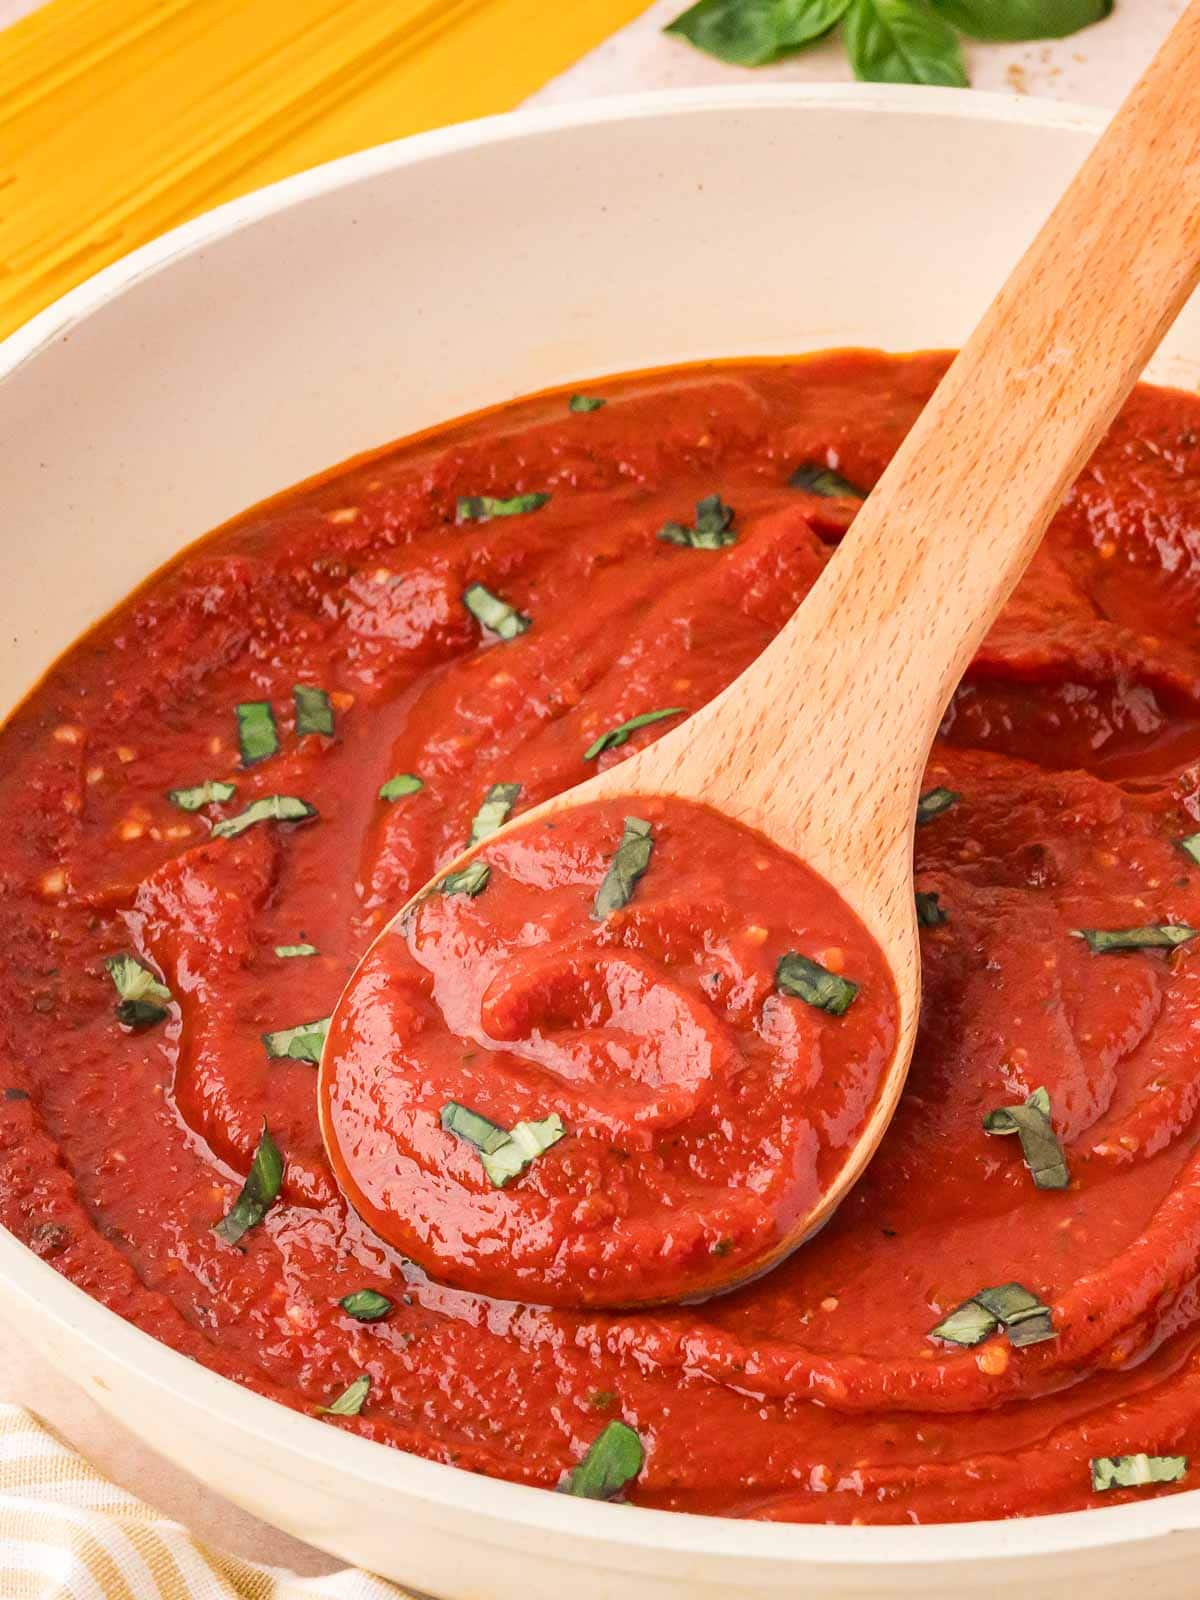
left=0, top=1406, right=408, bottom=1600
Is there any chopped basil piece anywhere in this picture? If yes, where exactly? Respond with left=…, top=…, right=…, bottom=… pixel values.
left=468, top=782, right=521, bottom=845
left=274, top=943, right=317, bottom=959
left=262, top=1015, right=330, bottom=1064
left=317, top=1374, right=370, bottom=1417
left=166, top=779, right=236, bottom=813
left=440, top=861, right=491, bottom=897
left=930, top=1281, right=1055, bottom=1348
left=983, top=1085, right=1069, bottom=1190
left=1074, top=924, right=1199, bottom=954
left=775, top=952, right=859, bottom=1016
left=568, top=394, right=606, bottom=413
left=929, top=1299, right=998, bottom=1347
left=583, top=707, right=685, bottom=761
left=211, top=794, right=317, bottom=840
left=457, top=493, right=550, bottom=523
left=463, top=583, right=532, bottom=641
left=1091, top=1453, right=1188, bottom=1493
left=236, top=701, right=278, bottom=767
left=339, top=1289, right=393, bottom=1322
left=442, top=1102, right=566, bottom=1187
left=105, top=953, right=172, bottom=1028
left=658, top=493, right=736, bottom=550
left=293, top=684, right=334, bottom=737
left=915, top=890, right=947, bottom=927
left=213, top=1122, right=283, bottom=1245
left=789, top=462, right=865, bottom=498
left=916, top=786, right=960, bottom=824
left=560, top=1420, right=645, bottom=1501
left=1178, top=832, right=1200, bottom=866
left=592, top=817, right=653, bottom=919
left=379, top=773, right=423, bottom=801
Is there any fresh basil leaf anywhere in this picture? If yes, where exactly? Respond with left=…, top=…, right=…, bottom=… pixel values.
left=592, top=817, right=654, bottom=919
left=983, top=1085, right=1069, bottom=1190
left=843, top=0, right=967, bottom=85
left=664, top=0, right=849, bottom=66
left=274, top=943, right=317, bottom=959
left=463, top=583, right=532, bottom=641
left=236, top=701, right=278, bottom=767
left=775, top=952, right=859, bottom=1016
left=560, top=1420, right=645, bottom=1500
left=916, top=785, right=959, bottom=824
left=1178, top=832, right=1200, bottom=866
left=379, top=773, right=423, bottom=801
left=1091, top=1453, right=1188, bottom=1493
left=105, top=953, right=172, bottom=1029
left=1074, top=924, right=1199, bottom=954
left=932, top=0, right=1111, bottom=41
left=213, top=1122, right=283, bottom=1245
left=166, top=780, right=236, bottom=812
left=789, top=462, right=865, bottom=498
left=569, top=394, right=606, bottom=412
left=583, top=708, right=685, bottom=761
left=658, top=493, right=737, bottom=550
left=929, top=1298, right=998, bottom=1346
left=441, top=1101, right=567, bottom=1188
left=293, top=684, right=334, bottom=737
left=339, top=1289, right=394, bottom=1322
left=317, top=1374, right=370, bottom=1417
left=262, top=1016, right=330, bottom=1064
left=930, top=1281, right=1055, bottom=1348
left=915, top=890, right=947, bottom=927
left=457, top=493, right=550, bottom=523
left=440, top=861, right=491, bottom=898
left=468, top=782, right=521, bottom=845
left=211, top=794, right=317, bottom=841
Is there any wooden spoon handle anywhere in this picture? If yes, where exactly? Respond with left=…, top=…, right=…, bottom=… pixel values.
left=649, top=1, right=1200, bottom=892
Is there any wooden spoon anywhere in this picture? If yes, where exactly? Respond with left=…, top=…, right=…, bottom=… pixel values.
left=320, top=4, right=1200, bottom=1303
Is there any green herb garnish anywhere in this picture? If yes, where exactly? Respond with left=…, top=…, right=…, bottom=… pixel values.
left=457, top=493, right=550, bottom=523
left=463, top=583, right=531, bottom=641
left=789, top=462, right=865, bottom=498
left=294, top=684, right=334, bottom=737
left=1074, top=925, right=1199, bottom=954
left=211, top=794, right=317, bottom=840
left=236, top=702, right=278, bottom=767
left=317, top=1374, right=370, bottom=1417
left=166, top=780, right=236, bottom=812
left=1091, top=1454, right=1188, bottom=1493
left=441, top=1101, right=566, bottom=1187
left=468, top=782, right=521, bottom=845
left=262, top=1016, right=330, bottom=1064
left=274, top=944, right=317, bottom=959
left=1178, top=832, right=1200, bottom=866
left=440, top=861, right=491, bottom=897
left=983, top=1085, right=1069, bottom=1190
left=568, top=394, right=606, bottom=413
left=379, top=773, right=423, bottom=801
left=916, top=786, right=960, bottom=824
left=105, top=954, right=172, bottom=1028
left=339, top=1290, right=393, bottom=1322
left=213, top=1122, right=283, bottom=1245
left=658, top=493, right=736, bottom=550
left=915, top=890, right=947, bottom=927
left=931, top=1281, right=1056, bottom=1348
left=775, top=952, right=859, bottom=1016
left=559, top=1420, right=645, bottom=1501
left=583, top=708, right=685, bottom=761
left=592, top=817, right=653, bottom=919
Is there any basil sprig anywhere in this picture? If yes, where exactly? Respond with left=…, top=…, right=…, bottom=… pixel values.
left=1178, top=832, right=1200, bottom=866
left=463, top=583, right=531, bottom=641
left=592, top=818, right=653, bottom=919
left=339, top=1289, right=393, bottom=1322
left=789, top=462, right=865, bottom=498
left=658, top=493, right=736, bottom=550
left=916, top=786, right=959, bottom=824
left=236, top=701, right=278, bottom=767
left=457, top=493, right=550, bottom=523
left=664, top=0, right=1110, bottom=82
left=983, top=1086, right=1069, bottom=1190
left=380, top=773, right=423, bottom=801
left=441, top=1101, right=566, bottom=1187
left=317, top=1374, right=370, bottom=1417
left=275, top=943, right=317, bottom=959
left=1091, top=1453, right=1188, bottom=1493
left=294, top=684, right=334, bottom=737
left=559, top=1420, right=645, bottom=1501
left=915, top=890, right=947, bottom=927
left=211, top=794, right=317, bottom=840
left=584, top=708, right=685, bottom=761
left=930, top=1281, right=1055, bottom=1348
left=776, top=952, right=859, bottom=1016
left=440, top=861, right=491, bottom=898
left=167, top=780, right=236, bottom=813
left=262, top=1016, right=330, bottom=1064
left=1074, top=924, right=1198, bottom=954
left=468, top=782, right=521, bottom=845
left=569, top=394, right=606, bottom=413
left=105, top=954, right=173, bottom=1029
left=214, top=1122, right=283, bottom=1246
